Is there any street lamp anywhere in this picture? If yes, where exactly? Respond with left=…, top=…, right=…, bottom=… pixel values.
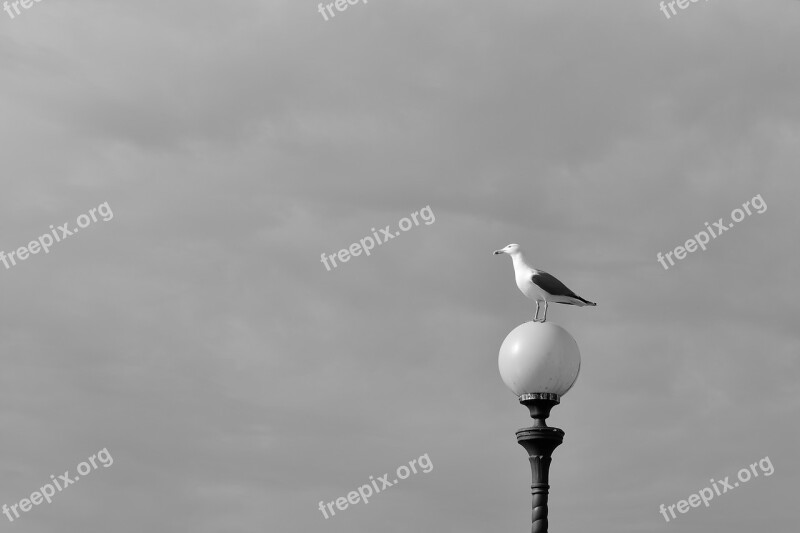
left=498, top=321, right=581, bottom=533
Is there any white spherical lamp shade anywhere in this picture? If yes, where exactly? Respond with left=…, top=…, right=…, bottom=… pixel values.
left=498, top=322, right=581, bottom=397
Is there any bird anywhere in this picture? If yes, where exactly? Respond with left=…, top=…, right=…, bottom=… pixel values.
left=493, top=243, right=596, bottom=322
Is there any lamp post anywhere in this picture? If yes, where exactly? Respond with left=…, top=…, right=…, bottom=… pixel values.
left=498, top=321, right=581, bottom=533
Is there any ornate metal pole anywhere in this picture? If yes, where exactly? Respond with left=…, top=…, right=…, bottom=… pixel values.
left=515, top=393, right=564, bottom=533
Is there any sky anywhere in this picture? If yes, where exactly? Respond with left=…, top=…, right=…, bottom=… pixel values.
left=1, top=0, right=799, bottom=532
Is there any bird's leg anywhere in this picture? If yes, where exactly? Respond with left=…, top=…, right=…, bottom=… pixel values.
left=542, top=300, right=548, bottom=322
left=534, top=301, right=540, bottom=322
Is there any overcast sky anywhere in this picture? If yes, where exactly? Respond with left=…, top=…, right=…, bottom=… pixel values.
left=1, top=0, right=799, bottom=532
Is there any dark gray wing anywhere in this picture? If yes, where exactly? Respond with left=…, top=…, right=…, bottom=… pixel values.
left=531, top=270, right=580, bottom=298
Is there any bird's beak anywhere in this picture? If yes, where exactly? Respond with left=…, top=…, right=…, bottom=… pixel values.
left=493, top=250, right=504, bottom=255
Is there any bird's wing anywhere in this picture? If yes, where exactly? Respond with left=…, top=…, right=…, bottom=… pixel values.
left=531, top=270, right=579, bottom=298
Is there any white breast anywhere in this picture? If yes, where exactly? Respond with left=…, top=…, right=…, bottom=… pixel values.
left=515, top=268, right=545, bottom=301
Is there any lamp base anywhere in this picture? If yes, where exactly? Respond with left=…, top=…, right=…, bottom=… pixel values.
left=518, top=393, right=560, bottom=428
left=516, top=394, right=565, bottom=533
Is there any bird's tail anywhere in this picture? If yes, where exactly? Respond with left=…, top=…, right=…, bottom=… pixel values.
left=561, top=296, right=596, bottom=306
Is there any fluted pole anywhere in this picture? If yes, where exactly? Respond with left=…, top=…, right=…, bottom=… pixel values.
left=515, top=393, right=564, bottom=533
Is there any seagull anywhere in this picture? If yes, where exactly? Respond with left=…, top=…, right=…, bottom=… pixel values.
left=493, top=243, right=596, bottom=322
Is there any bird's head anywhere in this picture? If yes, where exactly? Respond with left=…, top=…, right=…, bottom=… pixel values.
left=493, top=243, right=521, bottom=256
